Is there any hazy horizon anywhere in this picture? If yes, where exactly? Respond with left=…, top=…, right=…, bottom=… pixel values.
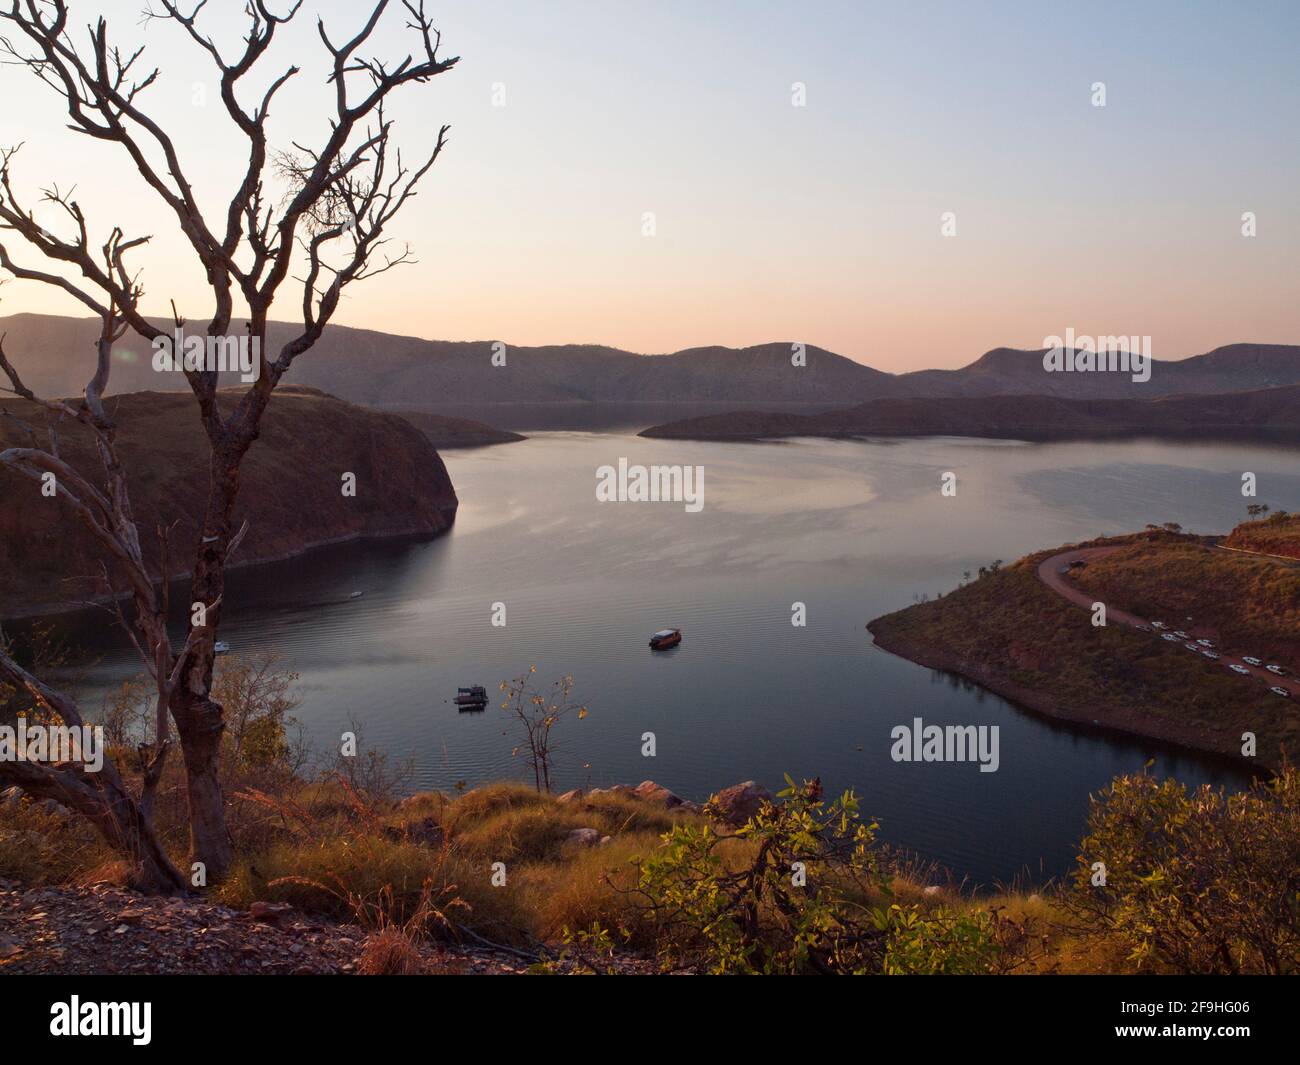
left=0, top=0, right=1297, bottom=371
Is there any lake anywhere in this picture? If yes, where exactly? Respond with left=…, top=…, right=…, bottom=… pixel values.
left=39, top=431, right=1300, bottom=886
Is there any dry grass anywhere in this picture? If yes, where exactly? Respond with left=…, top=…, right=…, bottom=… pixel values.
left=357, top=926, right=427, bottom=975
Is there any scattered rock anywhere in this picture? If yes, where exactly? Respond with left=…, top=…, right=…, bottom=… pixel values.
left=0, top=880, right=667, bottom=976
left=564, top=827, right=601, bottom=848
left=249, top=901, right=295, bottom=924
left=709, top=781, right=774, bottom=826
left=599, top=835, right=612, bottom=846
left=555, top=789, right=584, bottom=804
left=923, top=885, right=943, bottom=897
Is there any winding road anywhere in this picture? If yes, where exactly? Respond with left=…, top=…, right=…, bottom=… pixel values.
left=1036, top=547, right=1297, bottom=698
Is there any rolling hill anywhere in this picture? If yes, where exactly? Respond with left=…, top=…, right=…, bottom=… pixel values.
left=3, top=312, right=1297, bottom=412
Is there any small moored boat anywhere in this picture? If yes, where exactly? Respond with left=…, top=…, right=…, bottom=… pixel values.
left=455, top=685, right=489, bottom=709
left=649, top=628, right=682, bottom=651
left=213, top=641, right=231, bottom=655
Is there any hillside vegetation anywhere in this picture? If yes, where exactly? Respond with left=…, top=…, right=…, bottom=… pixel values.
left=1072, top=535, right=1300, bottom=665
left=1222, top=511, right=1300, bottom=561
left=4, top=650, right=1298, bottom=974
left=868, top=532, right=1297, bottom=768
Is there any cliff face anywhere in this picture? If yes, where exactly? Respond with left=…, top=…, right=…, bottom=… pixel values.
left=0, top=386, right=458, bottom=618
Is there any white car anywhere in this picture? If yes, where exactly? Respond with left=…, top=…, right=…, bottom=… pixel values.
left=1151, top=621, right=1167, bottom=630
left=1173, top=631, right=1190, bottom=639
left=1266, top=665, right=1286, bottom=676
left=1202, top=650, right=1220, bottom=660
left=1270, top=687, right=1291, bottom=698
left=1196, top=639, right=1213, bottom=647
left=1184, top=643, right=1200, bottom=652
left=1243, top=656, right=1263, bottom=667
left=1162, top=634, right=1180, bottom=642
left=1229, top=664, right=1251, bottom=675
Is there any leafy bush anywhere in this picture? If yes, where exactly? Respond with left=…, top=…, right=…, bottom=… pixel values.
left=1071, top=767, right=1300, bottom=974
left=630, top=776, right=1013, bottom=974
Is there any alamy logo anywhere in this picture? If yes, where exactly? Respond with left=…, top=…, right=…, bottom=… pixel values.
left=596, top=458, right=704, bottom=513
left=151, top=326, right=260, bottom=383
left=50, top=996, right=151, bottom=1045
left=0, top=720, right=103, bottom=773
left=890, top=717, right=1000, bottom=773
left=1042, top=329, right=1151, bottom=383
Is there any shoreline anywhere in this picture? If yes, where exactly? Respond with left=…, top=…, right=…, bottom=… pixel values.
left=866, top=619, right=1270, bottom=775
left=1, top=513, right=456, bottom=624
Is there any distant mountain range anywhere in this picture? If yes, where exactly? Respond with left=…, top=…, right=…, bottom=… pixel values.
left=638, top=387, right=1300, bottom=443
left=3, top=312, right=1297, bottom=409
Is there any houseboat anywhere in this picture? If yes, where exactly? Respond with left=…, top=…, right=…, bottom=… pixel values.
left=455, top=685, right=489, bottom=709
left=649, top=628, right=682, bottom=651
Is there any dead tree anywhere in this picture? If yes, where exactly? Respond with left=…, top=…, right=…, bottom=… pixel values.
left=0, top=0, right=457, bottom=888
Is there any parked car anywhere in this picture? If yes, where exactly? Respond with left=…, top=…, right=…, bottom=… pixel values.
left=1151, top=621, right=1167, bottom=630
left=1173, top=630, right=1190, bottom=639
left=1266, top=664, right=1286, bottom=676
left=1162, top=634, right=1179, bottom=642
left=1269, top=687, right=1291, bottom=698
left=1196, top=639, right=1213, bottom=647
left=1229, top=664, right=1251, bottom=675
left=1243, top=656, right=1263, bottom=667
left=1202, top=650, right=1220, bottom=660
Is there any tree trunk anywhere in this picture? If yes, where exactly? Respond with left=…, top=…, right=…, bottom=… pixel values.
left=171, top=689, right=233, bottom=879
left=1, top=761, right=187, bottom=894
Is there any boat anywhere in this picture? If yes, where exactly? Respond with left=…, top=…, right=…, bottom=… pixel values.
left=349, top=591, right=364, bottom=599
left=455, top=685, right=489, bottom=709
left=649, top=628, right=682, bottom=651
left=213, top=640, right=230, bottom=655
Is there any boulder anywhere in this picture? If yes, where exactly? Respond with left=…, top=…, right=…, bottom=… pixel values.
left=555, top=789, right=584, bottom=804
left=710, top=781, right=774, bottom=826
left=633, top=780, right=684, bottom=808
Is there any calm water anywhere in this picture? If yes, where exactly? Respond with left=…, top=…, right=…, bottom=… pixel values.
left=41, top=432, right=1300, bottom=885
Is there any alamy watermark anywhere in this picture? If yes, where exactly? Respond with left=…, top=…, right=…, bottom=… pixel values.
left=151, top=326, right=260, bottom=383
left=0, top=720, right=104, bottom=773
left=596, top=458, right=704, bottom=513
left=50, top=996, right=151, bottom=1045
left=890, top=717, right=999, bottom=773
left=1042, top=328, right=1151, bottom=383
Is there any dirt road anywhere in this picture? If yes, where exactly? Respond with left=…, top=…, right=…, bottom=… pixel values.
left=1036, top=546, right=1296, bottom=698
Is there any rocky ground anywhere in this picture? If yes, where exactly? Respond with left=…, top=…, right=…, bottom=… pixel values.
left=0, top=881, right=647, bottom=976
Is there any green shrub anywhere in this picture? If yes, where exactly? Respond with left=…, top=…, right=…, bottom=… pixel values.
left=1071, top=767, right=1300, bottom=974
left=631, top=776, right=1011, bottom=974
